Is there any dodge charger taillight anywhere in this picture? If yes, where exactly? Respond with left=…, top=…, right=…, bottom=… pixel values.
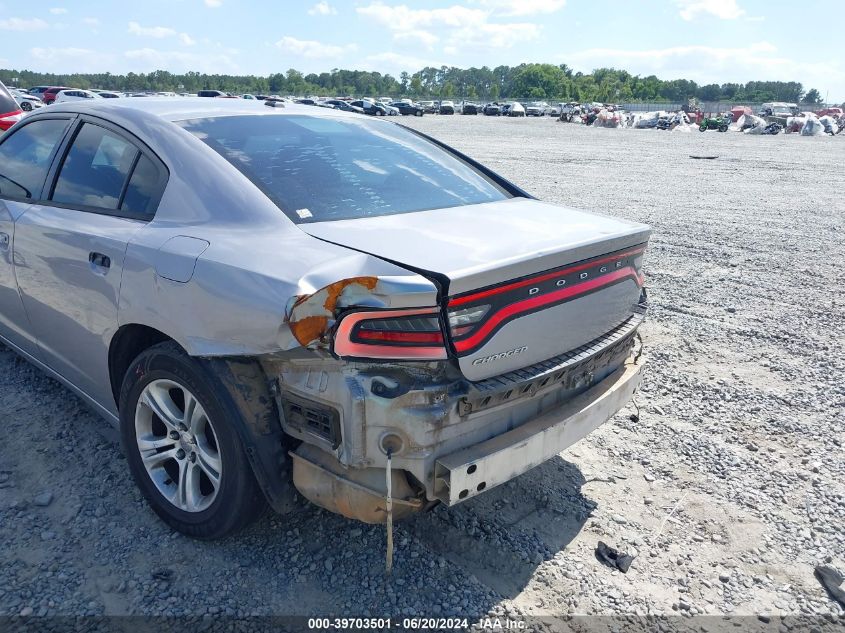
left=334, top=308, right=447, bottom=360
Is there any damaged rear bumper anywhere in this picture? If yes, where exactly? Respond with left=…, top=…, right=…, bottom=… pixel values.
left=433, top=355, right=643, bottom=505
left=263, top=314, right=645, bottom=520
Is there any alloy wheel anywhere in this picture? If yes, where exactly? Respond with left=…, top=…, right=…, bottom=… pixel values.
left=134, top=379, right=222, bottom=512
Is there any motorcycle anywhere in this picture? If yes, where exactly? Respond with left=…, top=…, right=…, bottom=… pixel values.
left=762, top=122, right=783, bottom=135
left=699, top=116, right=729, bottom=132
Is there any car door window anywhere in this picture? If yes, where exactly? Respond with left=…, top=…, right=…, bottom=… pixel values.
left=0, top=118, right=70, bottom=200
left=120, top=155, right=159, bottom=215
left=52, top=123, right=138, bottom=210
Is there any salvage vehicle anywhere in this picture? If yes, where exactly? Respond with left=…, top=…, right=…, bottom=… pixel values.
left=390, top=101, right=424, bottom=116
left=508, top=102, right=526, bottom=117
left=12, top=89, right=44, bottom=112
left=418, top=100, right=437, bottom=114
left=350, top=100, right=388, bottom=116
left=54, top=89, right=103, bottom=104
left=525, top=102, right=548, bottom=117
left=439, top=100, right=456, bottom=115
left=0, top=81, right=23, bottom=133
left=483, top=103, right=501, bottom=116
left=699, top=115, right=729, bottom=132
left=0, top=99, right=649, bottom=538
left=26, top=86, right=52, bottom=100
left=325, top=99, right=365, bottom=114
left=461, top=102, right=481, bottom=115
left=41, top=86, right=73, bottom=105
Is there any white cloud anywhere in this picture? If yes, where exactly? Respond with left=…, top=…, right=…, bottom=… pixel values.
left=357, top=4, right=488, bottom=30
left=82, top=17, right=99, bottom=26
left=128, top=21, right=177, bottom=38
left=356, top=2, right=541, bottom=53
left=275, top=36, right=356, bottom=59
left=461, top=22, right=539, bottom=49
left=676, top=0, right=745, bottom=20
left=49, top=7, right=68, bottom=15
left=360, top=51, right=445, bottom=76
left=124, top=48, right=239, bottom=73
left=564, top=42, right=844, bottom=100
left=394, top=29, right=439, bottom=48
left=0, top=17, right=50, bottom=31
left=308, top=1, right=337, bottom=16
left=204, top=0, right=222, bottom=7
left=128, top=22, right=195, bottom=46
left=29, top=46, right=115, bottom=72
left=473, top=0, right=566, bottom=17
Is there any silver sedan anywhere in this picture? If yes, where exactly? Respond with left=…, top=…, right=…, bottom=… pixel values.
left=0, top=98, right=650, bottom=538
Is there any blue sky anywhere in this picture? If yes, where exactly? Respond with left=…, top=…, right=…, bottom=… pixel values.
left=1, top=0, right=842, bottom=100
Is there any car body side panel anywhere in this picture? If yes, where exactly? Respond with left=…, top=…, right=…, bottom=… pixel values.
left=0, top=200, right=41, bottom=357
left=13, top=204, right=144, bottom=411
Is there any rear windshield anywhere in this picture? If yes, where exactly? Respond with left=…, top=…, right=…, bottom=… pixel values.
left=0, top=82, right=18, bottom=115
left=178, top=114, right=509, bottom=223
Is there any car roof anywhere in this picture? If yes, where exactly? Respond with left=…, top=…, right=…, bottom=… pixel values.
left=40, top=96, right=358, bottom=124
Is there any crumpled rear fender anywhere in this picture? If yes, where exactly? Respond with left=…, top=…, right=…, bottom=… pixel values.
left=118, top=224, right=440, bottom=358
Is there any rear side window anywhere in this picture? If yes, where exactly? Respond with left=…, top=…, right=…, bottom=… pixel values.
left=179, top=114, right=509, bottom=223
left=0, top=119, right=69, bottom=199
left=120, top=155, right=159, bottom=214
left=52, top=123, right=138, bottom=210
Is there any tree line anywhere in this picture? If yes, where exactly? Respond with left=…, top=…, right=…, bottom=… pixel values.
left=0, top=64, right=827, bottom=105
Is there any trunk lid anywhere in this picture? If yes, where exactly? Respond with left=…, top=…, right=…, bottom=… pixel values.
left=301, top=197, right=650, bottom=381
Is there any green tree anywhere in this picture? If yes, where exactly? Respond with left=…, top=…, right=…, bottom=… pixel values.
left=803, top=88, right=822, bottom=104
left=409, top=75, right=423, bottom=96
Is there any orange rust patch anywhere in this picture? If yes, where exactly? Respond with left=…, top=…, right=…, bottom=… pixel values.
left=320, top=277, right=379, bottom=311
left=288, top=315, right=330, bottom=347
left=287, top=277, right=380, bottom=346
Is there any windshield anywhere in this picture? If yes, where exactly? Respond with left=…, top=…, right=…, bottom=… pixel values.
left=179, top=114, right=509, bottom=223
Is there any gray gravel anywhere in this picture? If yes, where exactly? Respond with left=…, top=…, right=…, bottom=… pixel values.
left=1, top=116, right=843, bottom=621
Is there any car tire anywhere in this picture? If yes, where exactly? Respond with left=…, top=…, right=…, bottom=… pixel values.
left=20, top=101, right=32, bottom=111
left=119, top=341, right=266, bottom=539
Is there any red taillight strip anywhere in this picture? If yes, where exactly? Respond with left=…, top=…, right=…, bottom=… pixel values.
left=453, top=267, right=641, bottom=353
left=334, top=308, right=447, bottom=360
left=449, top=246, right=646, bottom=308
left=356, top=330, right=444, bottom=344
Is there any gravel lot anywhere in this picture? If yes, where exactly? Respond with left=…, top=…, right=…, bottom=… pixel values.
left=1, top=116, right=843, bottom=625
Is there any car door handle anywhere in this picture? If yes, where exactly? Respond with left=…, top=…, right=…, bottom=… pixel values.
left=89, top=252, right=111, bottom=269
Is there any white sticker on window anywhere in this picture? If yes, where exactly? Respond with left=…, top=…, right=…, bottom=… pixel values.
left=296, top=208, right=313, bottom=219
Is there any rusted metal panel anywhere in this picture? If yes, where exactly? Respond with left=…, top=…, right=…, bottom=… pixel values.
left=286, top=276, right=379, bottom=347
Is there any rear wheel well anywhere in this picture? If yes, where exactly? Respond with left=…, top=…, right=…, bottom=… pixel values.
left=108, top=324, right=174, bottom=409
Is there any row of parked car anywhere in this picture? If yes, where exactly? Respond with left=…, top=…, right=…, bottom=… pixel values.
left=2, top=82, right=574, bottom=121
left=416, top=100, right=565, bottom=117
